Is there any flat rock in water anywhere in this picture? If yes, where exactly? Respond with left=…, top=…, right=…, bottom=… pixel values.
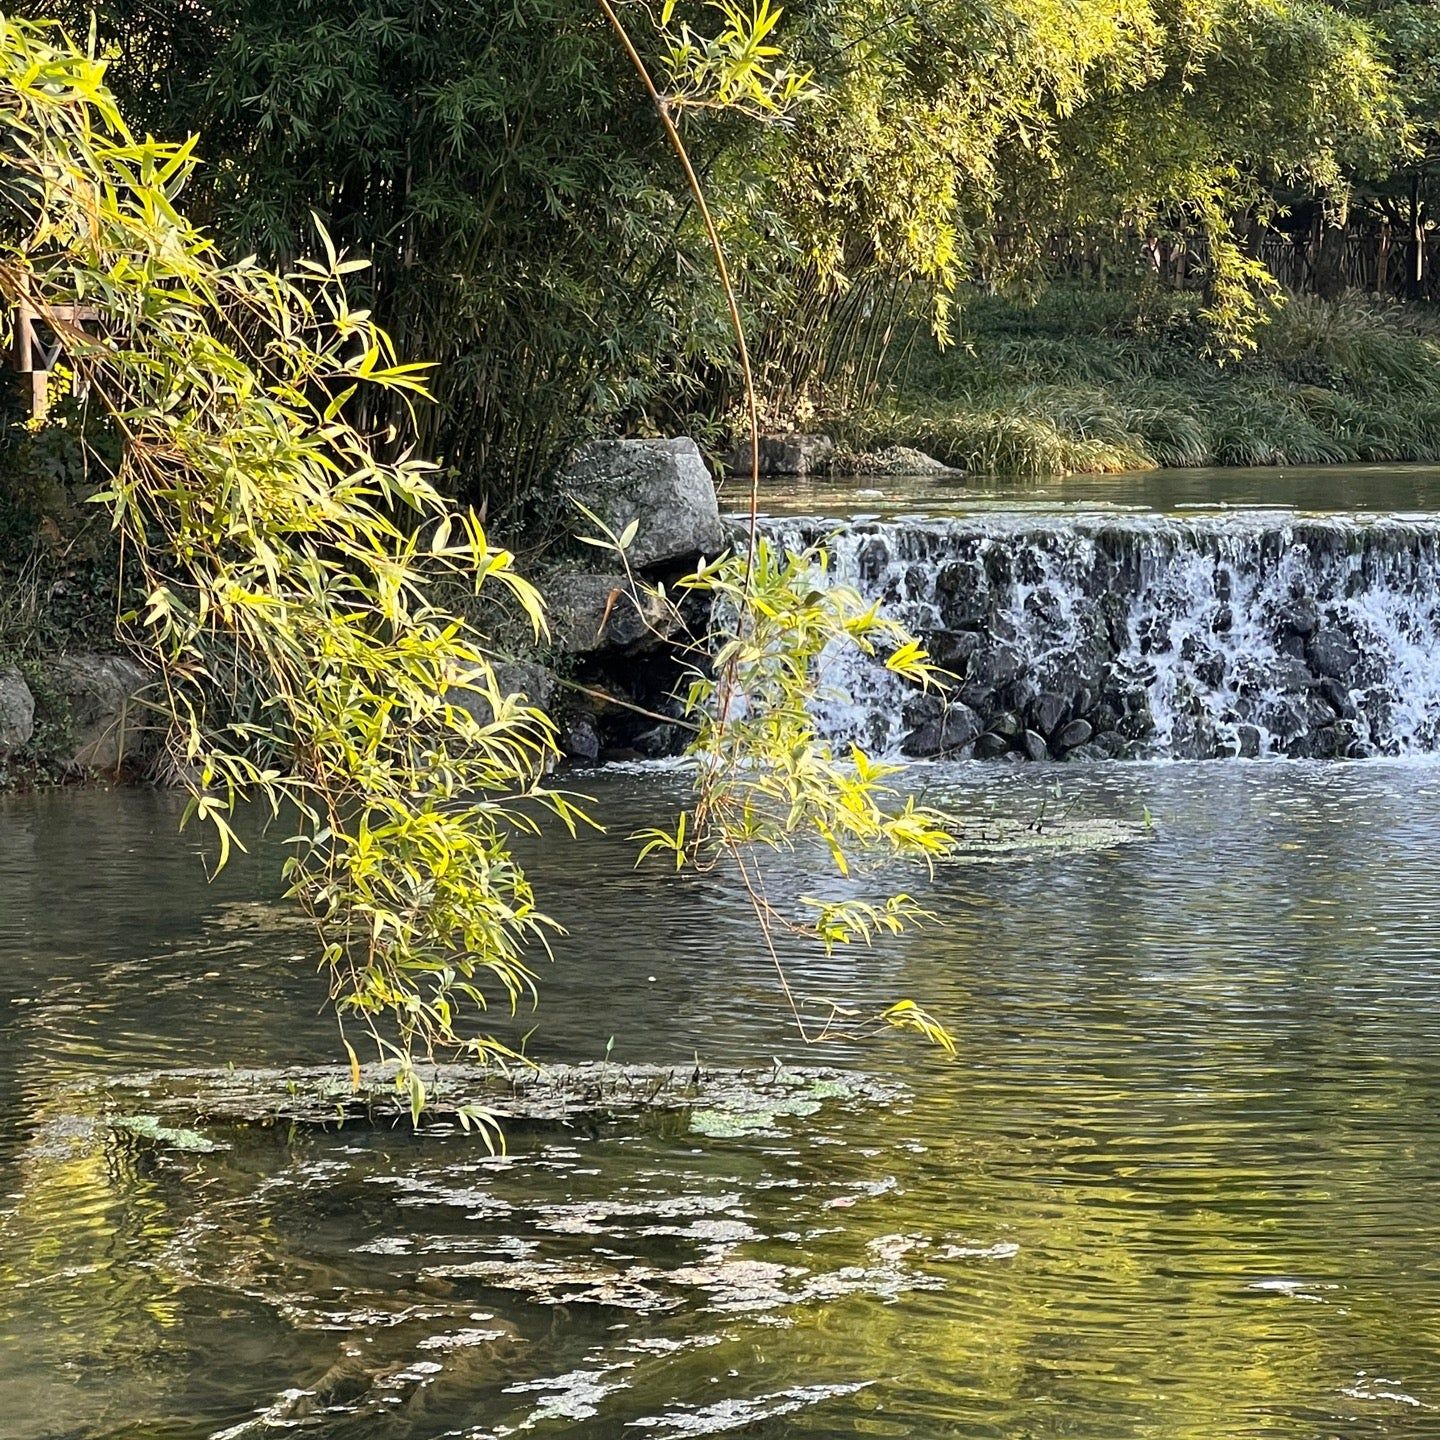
left=726, top=433, right=834, bottom=478
left=832, top=445, right=962, bottom=477
left=941, top=814, right=1154, bottom=862
left=88, top=1062, right=900, bottom=1139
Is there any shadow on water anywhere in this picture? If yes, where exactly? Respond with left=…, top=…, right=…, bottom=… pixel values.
left=5, top=761, right=1440, bottom=1436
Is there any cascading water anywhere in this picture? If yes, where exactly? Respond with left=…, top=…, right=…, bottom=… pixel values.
left=765, top=512, right=1440, bottom=761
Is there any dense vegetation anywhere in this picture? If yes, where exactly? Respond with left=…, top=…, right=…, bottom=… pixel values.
left=29, top=0, right=1435, bottom=528
left=849, top=287, right=1440, bottom=475
left=0, top=15, right=960, bottom=1080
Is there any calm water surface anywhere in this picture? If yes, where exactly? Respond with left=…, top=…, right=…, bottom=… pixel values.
left=4, top=763, right=1440, bottom=1437
left=744, top=462, right=1440, bottom=519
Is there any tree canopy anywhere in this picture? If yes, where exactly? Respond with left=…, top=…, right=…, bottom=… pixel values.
left=31, top=0, right=1409, bottom=522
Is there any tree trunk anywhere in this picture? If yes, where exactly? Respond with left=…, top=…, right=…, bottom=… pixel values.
left=1410, top=174, right=1425, bottom=300
left=1312, top=199, right=1348, bottom=300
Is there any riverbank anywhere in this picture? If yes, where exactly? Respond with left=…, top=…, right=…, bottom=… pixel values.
left=837, top=288, right=1440, bottom=477
left=0, top=516, right=149, bottom=787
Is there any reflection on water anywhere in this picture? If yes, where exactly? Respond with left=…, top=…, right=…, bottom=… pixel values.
left=743, top=461, right=1440, bottom=520
left=5, top=764, right=1440, bottom=1437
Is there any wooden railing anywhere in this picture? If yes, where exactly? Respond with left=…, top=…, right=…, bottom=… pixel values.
left=9, top=294, right=100, bottom=418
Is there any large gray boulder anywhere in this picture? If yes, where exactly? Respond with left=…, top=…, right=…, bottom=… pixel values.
left=446, top=660, right=556, bottom=726
left=546, top=572, right=681, bottom=655
left=562, top=438, right=723, bottom=569
left=48, top=653, right=152, bottom=769
left=0, top=666, right=34, bottom=750
left=727, top=432, right=834, bottom=479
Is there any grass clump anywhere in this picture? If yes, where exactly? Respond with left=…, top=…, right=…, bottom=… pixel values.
left=846, top=289, right=1440, bottom=476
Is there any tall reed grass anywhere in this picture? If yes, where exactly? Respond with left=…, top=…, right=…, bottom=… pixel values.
left=846, top=290, right=1440, bottom=476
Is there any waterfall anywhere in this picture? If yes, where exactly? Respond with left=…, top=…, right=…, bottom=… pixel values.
left=763, top=512, right=1440, bottom=760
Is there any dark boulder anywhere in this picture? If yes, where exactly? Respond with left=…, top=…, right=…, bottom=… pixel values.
left=1234, top=723, right=1262, bottom=759
left=968, top=645, right=1025, bottom=689
left=988, top=711, right=1023, bottom=741
left=1094, top=730, right=1130, bottom=758
left=560, top=712, right=601, bottom=763
left=855, top=536, right=889, bottom=583
left=547, top=573, right=680, bottom=654
left=1271, top=656, right=1316, bottom=694
left=957, top=682, right=999, bottom=723
left=1168, top=713, right=1219, bottom=760
left=1276, top=599, right=1319, bottom=639
left=633, top=724, right=681, bottom=758
left=1020, top=728, right=1049, bottom=762
left=1089, top=701, right=1120, bottom=735
left=1306, top=628, right=1360, bottom=681
left=934, top=561, right=987, bottom=626
left=1000, top=676, right=1039, bottom=716
left=902, top=703, right=981, bottom=758
left=1054, top=718, right=1094, bottom=752
left=902, top=690, right=944, bottom=730
left=46, top=653, right=154, bottom=770
left=1316, top=676, right=1357, bottom=720
left=1029, top=690, right=1068, bottom=738
left=927, top=628, right=984, bottom=673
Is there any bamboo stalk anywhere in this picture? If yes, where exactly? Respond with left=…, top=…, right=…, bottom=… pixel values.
left=596, top=0, right=760, bottom=586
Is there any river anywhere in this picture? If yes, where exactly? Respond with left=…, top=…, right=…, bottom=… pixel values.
left=5, top=469, right=1440, bottom=1437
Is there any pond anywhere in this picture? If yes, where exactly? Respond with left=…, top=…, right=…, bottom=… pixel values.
left=5, top=755, right=1440, bottom=1438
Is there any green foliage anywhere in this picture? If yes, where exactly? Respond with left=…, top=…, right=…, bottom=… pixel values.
left=848, top=287, right=1440, bottom=474
left=661, top=0, right=815, bottom=111
left=624, top=538, right=958, bottom=1050
left=49, top=0, right=1408, bottom=515
left=49, top=0, right=745, bottom=530
left=671, top=540, right=954, bottom=878
left=0, top=17, right=579, bottom=1074
left=0, top=15, right=959, bottom=1076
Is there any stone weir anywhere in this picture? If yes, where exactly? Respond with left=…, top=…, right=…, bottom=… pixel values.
left=765, top=511, right=1440, bottom=761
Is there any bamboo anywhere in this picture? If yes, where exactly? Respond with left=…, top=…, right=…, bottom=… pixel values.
left=596, top=0, right=761, bottom=585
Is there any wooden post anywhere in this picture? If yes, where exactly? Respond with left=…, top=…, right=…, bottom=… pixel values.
left=8, top=294, right=100, bottom=419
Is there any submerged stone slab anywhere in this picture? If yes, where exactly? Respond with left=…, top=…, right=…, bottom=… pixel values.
left=940, top=814, right=1155, bottom=861
left=89, top=1061, right=901, bottom=1137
